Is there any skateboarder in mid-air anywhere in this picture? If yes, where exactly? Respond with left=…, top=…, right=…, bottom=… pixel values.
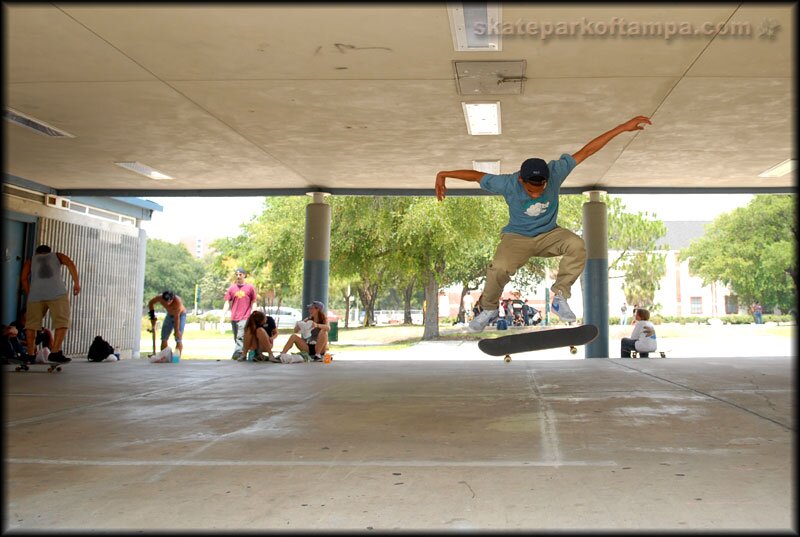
left=436, top=116, right=652, bottom=332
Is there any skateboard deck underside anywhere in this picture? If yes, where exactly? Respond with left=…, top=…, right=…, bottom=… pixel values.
left=478, top=325, right=599, bottom=356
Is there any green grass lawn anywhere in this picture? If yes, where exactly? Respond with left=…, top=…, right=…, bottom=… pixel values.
left=143, top=322, right=794, bottom=359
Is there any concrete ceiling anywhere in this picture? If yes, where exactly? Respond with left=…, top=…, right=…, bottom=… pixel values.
left=4, top=3, right=796, bottom=196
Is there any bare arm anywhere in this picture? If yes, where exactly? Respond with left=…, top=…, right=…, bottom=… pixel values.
left=19, top=260, right=31, bottom=295
left=435, top=170, right=486, bottom=201
left=56, top=253, right=81, bottom=295
left=572, top=116, right=652, bottom=165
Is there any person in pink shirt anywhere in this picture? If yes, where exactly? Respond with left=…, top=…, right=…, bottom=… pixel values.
left=221, top=268, right=258, bottom=360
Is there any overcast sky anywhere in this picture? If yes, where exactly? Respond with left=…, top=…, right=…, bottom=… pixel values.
left=140, top=193, right=754, bottom=244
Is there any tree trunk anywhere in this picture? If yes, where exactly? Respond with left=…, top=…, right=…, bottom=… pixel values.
left=403, top=281, right=414, bottom=325
left=341, top=287, right=352, bottom=329
left=357, top=282, right=379, bottom=327
left=422, top=270, right=439, bottom=340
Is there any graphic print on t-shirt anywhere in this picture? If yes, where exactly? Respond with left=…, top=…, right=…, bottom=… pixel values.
left=524, top=200, right=550, bottom=217
left=36, top=257, right=54, bottom=279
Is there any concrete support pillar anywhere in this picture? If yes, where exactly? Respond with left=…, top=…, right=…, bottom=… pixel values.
left=302, top=192, right=331, bottom=319
left=582, top=191, right=608, bottom=358
left=133, top=228, right=147, bottom=359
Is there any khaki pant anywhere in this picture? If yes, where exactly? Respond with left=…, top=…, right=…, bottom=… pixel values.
left=480, top=227, right=586, bottom=311
left=26, top=295, right=71, bottom=329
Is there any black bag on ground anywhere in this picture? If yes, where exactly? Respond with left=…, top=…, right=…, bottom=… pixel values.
left=87, top=335, right=115, bottom=362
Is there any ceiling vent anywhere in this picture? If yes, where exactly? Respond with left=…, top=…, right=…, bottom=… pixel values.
left=4, top=108, right=75, bottom=138
left=454, top=60, right=527, bottom=95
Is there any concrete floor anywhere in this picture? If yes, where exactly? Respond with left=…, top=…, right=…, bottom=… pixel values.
left=3, top=353, right=795, bottom=532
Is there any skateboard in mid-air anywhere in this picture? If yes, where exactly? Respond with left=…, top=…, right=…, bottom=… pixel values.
left=8, top=356, right=68, bottom=373
left=479, top=324, right=599, bottom=362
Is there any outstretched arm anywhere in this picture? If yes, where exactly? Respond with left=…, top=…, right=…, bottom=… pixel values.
left=572, top=116, right=652, bottom=165
left=435, top=170, right=486, bottom=201
left=56, top=253, right=81, bottom=295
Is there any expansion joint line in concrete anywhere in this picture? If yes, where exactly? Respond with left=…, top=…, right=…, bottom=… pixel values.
left=526, top=368, right=563, bottom=466
left=608, top=361, right=792, bottom=432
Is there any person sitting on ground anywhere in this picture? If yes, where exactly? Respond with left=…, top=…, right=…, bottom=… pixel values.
left=1, top=324, right=26, bottom=363
left=621, top=308, right=657, bottom=358
left=242, top=310, right=279, bottom=362
left=279, top=301, right=330, bottom=362
left=147, top=290, right=187, bottom=357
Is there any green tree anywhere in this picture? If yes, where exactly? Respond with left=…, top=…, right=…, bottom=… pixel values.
left=144, top=239, right=204, bottom=309
left=329, top=196, right=407, bottom=326
left=681, top=194, right=796, bottom=313
left=216, top=197, right=307, bottom=309
left=558, top=195, right=667, bottom=309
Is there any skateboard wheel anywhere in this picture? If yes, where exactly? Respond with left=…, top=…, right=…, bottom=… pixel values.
left=15, top=366, right=21, bottom=372
left=569, top=346, right=577, bottom=354
left=56, top=367, right=62, bottom=372
left=504, top=355, right=511, bottom=363
left=660, top=352, right=666, bottom=358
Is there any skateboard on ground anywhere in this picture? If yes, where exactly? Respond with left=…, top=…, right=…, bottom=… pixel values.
left=479, top=324, right=599, bottom=362
left=8, top=356, right=68, bottom=373
left=631, top=348, right=668, bottom=359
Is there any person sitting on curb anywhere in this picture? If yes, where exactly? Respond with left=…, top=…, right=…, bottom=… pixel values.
left=621, top=308, right=657, bottom=358
left=279, top=301, right=330, bottom=362
left=242, top=310, right=279, bottom=362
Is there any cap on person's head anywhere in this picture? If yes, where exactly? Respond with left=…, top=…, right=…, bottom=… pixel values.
left=162, top=290, right=175, bottom=302
left=35, top=245, right=52, bottom=254
left=234, top=268, right=247, bottom=276
left=307, top=301, right=325, bottom=311
left=520, top=158, right=550, bottom=184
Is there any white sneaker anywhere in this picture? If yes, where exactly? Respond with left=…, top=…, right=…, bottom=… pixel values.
left=551, top=291, right=577, bottom=322
left=468, top=308, right=499, bottom=333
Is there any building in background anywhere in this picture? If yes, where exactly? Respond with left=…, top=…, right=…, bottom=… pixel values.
left=2, top=174, right=161, bottom=358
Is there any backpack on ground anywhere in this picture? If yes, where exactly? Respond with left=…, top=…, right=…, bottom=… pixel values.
left=87, top=335, right=115, bottom=362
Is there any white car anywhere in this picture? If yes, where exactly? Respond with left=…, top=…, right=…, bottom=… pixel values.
left=262, top=306, right=303, bottom=328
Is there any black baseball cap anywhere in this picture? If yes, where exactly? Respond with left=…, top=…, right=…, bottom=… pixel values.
left=520, top=158, right=550, bottom=184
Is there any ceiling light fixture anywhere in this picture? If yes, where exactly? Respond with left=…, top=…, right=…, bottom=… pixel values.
left=446, top=2, right=502, bottom=52
left=462, top=102, right=501, bottom=135
left=472, top=160, right=501, bottom=174
left=114, top=161, right=174, bottom=180
left=758, top=159, right=796, bottom=177
left=4, top=107, right=75, bottom=138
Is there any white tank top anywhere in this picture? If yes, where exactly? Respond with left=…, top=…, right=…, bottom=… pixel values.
left=27, top=252, right=67, bottom=302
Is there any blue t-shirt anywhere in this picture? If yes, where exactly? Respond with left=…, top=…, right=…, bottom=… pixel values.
left=479, top=154, right=577, bottom=237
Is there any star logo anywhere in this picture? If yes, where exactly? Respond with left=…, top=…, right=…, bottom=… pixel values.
left=758, top=18, right=780, bottom=40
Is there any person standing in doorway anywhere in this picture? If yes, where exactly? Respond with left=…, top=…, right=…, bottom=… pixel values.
left=435, top=116, right=652, bottom=332
left=18, top=245, right=81, bottom=363
left=221, top=268, right=258, bottom=360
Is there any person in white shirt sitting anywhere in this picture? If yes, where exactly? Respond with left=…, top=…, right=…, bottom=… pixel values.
left=621, top=308, right=657, bottom=358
